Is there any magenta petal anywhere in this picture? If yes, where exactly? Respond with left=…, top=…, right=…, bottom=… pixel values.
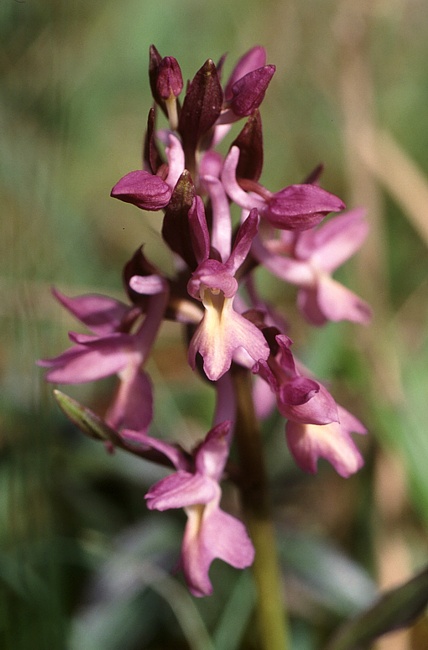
left=189, top=305, right=269, bottom=381
left=286, top=419, right=364, bottom=478
left=52, top=289, right=129, bottom=335
left=202, top=176, right=232, bottom=262
left=316, top=276, right=372, bottom=324
left=298, top=208, right=369, bottom=272
left=188, top=196, right=210, bottom=264
left=128, top=274, right=167, bottom=295
left=165, top=134, right=186, bottom=189
left=187, top=260, right=238, bottom=300
left=253, top=359, right=280, bottom=393
left=265, top=184, right=345, bottom=231
left=39, top=344, right=131, bottom=384
left=226, top=209, right=259, bottom=274
left=230, top=65, right=276, bottom=116
left=251, top=235, right=315, bottom=285
left=337, top=405, right=367, bottom=436
left=297, top=288, right=328, bottom=326
left=195, top=421, right=232, bottom=481
left=111, top=170, right=172, bottom=210
left=146, top=472, right=217, bottom=510
left=202, top=508, right=255, bottom=569
left=182, top=504, right=254, bottom=597
left=224, top=46, right=267, bottom=101
left=280, top=376, right=320, bottom=406
left=106, top=367, right=153, bottom=433
left=280, top=383, right=339, bottom=425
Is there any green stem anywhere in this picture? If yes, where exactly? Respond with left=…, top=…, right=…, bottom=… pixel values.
left=231, top=365, right=290, bottom=650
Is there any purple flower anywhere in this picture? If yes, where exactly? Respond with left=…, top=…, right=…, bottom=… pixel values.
left=122, top=422, right=255, bottom=597
left=286, top=406, right=366, bottom=478
left=187, top=208, right=270, bottom=380
left=223, top=46, right=268, bottom=101
left=255, top=334, right=339, bottom=425
left=222, top=146, right=345, bottom=230
left=38, top=280, right=168, bottom=432
left=254, top=334, right=366, bottom=476
left=252, top=208, right=372, bottom=324
left=220, top=46, right=275, bottom=122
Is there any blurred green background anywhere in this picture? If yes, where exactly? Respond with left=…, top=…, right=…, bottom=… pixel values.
left=1, top=0, right=428, bottom=648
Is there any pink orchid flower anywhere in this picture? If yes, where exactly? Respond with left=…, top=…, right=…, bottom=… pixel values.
left=252, top=208, right=372, bottom=325
left=38, top=279, right=167, bottom=432
left=254, top=334, right=366, bottom=477
left=187, top=206, right=269, bottom=381
left=122, top=421, right=255, bottom=597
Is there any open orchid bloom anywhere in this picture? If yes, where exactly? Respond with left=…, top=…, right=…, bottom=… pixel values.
left=252, top=208, right=372, bottom=325
left=122, top=422, right=254, bottom=597
left=38, top=278, right=168, bottom=432
left=254, top=334, right=339, bottom=425
left=254, top=334, right=365, bottom=476
left=187, top=208, right=269, bottom=380
left=286, top=405, right=366, bottom=478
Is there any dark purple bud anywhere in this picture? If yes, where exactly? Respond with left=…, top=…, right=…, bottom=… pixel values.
left=156, top=56, right=183, bottom=99
left=161, top=170, right=198, bottom=269
left=123, top=246, right=160, bottom=309
left=303, top=163, right=324, bottom=185
left=266, top=184, right=345, bottom=231
left=231, top=109, right=264, bottom=181
left=143, top=107, right=164, bottom=174
left=230, top=65, right=276, bottom=116
left=224, top=46, right=267, bottom=101
left=188, top=196, right=210, bottom=264
left=111, top=170, right=172, bottom=211
left=215, top=53, right=228, bottom=81
left=148, top=44, right=163, bottom=103
left=178, top=59, right=223, bottom=164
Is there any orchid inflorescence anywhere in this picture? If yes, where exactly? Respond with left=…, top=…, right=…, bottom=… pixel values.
left=39, top=45, right=371, bottom=597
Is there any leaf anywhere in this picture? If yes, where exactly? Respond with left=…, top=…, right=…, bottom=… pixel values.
left=278, top=528, right=377, bottom=618
left=53, top=389, right=123, bottom=445
left=53, top=390, right=179, bottom=469
left=326, top=565, right=428, bottom=650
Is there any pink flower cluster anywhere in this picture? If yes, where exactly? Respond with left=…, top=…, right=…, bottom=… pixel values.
left=39, top=46, right=370, bottom=597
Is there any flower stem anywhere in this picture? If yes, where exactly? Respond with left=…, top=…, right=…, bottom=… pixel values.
left=231, top=364, right=290, bottom=650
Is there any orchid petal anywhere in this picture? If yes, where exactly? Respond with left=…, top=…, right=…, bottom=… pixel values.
left=146, top=472, right=217, bottom=510
left=265, top=184, right=345, bottom=231
left=52, top=288, right=129, bottom=335
left=226, top=209, right=259, bottom=274
left=106, top=366, right=153, bottom=433
left=286, top=419, right=364, bottom=478
left=188, top=299, right=269, bottom=381
left=202, top=176, right=232, bottom=262
left=165, top=133, right=186, bottom=189
left=224, top=46, right=267, bottom=101
left=230, top=65, right=276, bottom=116
left=296, top=208, right=369, bottom=272
left=38, top=342, right=133, bottom=384
left=316, top=275, right=372, bottom=324
left=195, top=421, right=232, bottom=481
left=222, top=146, right=266, bottom=211
left=111, top=170, right=172, bottom=211
left=188, top=196, right=210, bottom=264
left=182, top=503, right=254, bottom=597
